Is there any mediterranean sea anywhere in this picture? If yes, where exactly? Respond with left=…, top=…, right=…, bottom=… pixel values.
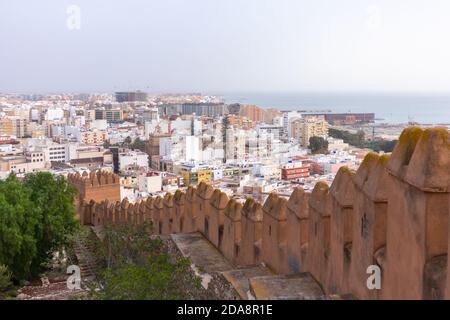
left=217, top=92, right=450, bottom=125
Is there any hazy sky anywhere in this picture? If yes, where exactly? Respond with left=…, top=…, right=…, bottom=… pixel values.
left=1, top=0, right=450, bottom=93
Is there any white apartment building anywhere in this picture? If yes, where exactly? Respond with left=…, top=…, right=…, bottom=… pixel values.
left=24, top=138, right=69, bottom=163
left=226, top=128, right=246, bottom=162
left=89, top=119, right=108, bottom=130
left=283, top=111, right=302, bottom=138
left=119, top=150, right=149, bottom=172
left=160, top=135, right=202, bottom=163
left=291, top=116, right=329, bottom=147
left=46, top=108, right=65, bottom=121
left=137, top=171, right=162, bottom=193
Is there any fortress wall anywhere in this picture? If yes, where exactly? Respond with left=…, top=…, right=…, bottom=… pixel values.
left=286, top=188, right=310, bottom=274
left=73, top=127, right=450, bottom=300
left=153, top=197, right=164, bottom=234
left=138, top=200, right=146, bottom=224
left=349, top=153, right=389, bottom=300
left=222, top=199, right=243, bottom=265
left=383, top=128, right=449, bottom=300
left=184, top=187, right=197, bottom=233
left=68, top=170, right=121, bottom=206
left=209, top=189, right=230, bottom=250
left=326, top=167, right=355, bottom=294
left=162, top=193, right=174, bottom=234
left=240, top=199, right=264, bottom=266
left=196, top=182, right=214, bottom=236
left=127, top=203, right=134, bottom=225
left=262, top=193, right=289, bottom=274
left=105, top=202, right=114, bottom=223
left=307, top=182, right=331, bottom=291
left=447, top=191, right=450, bottom=299
left=144, top=198, right=153, bottom=224
left=173, top=190, right=186, bottom=233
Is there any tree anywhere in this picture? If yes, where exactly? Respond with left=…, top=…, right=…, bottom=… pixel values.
left=0, top=174, right=39, bottom=280
left=123, top=136, right=132, bottom=147
left=130, top=137, right=146, bottom=152
left=309, top=136, right=329, bottom=154
left=329, top=128, right=397, bottom=152
left=86, top=221, right=200, bottom=300
left=0, top=173, right=78, bottom=280
left=23, top=172, right=78, bottom=276
left=0, top=265, right=12, bottom=293
left=329, top=128, right=365, bottom=147
left=94, top=254, right=196, bottom=300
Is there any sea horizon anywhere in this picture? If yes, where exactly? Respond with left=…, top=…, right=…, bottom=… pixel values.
left=215, top=91, right=450, bottom=125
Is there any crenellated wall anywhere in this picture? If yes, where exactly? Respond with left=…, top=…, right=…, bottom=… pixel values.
left=240, top=198, right=264, bottom=266
left=68, top=170, right=121, bottom=210
left=73, top=127, right=450, bottom=300
left=286, top=188, right=310, bottom=274
left=349, top=153, right=390, bottom=300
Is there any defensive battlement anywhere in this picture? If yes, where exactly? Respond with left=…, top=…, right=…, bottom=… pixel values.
left=68, top=170, right=120, bottom=187
left=75, top=127, right=450, bottom=300
left=68, top=170, right=121, bottom=207
left=387, top=127, right=450, bottom=192
left=242, top=198, right=264, bottom=221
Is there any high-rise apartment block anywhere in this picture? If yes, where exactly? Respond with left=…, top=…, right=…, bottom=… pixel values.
left=291, top=116, right=330, bottom=147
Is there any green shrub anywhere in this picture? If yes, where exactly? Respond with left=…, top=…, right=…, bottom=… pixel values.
left=0, top=265, right=12, bottom=292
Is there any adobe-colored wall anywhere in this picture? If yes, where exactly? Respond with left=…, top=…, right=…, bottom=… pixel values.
left=262, top=193, right=289, bottom=274
left=286, top=188, right=310, bottom=274
left=222, top=199, right=242, bottom=265
left=162, top=193, right=174, bottom=235
left=209, top=190, right=229, bottom=249
left=68, top=171, right=121, bottom=207
left=173, top=190, right=185, bottom=233
left=349, top=153, right=389, bottom=300
left=76, top=127, right=450, bottom=300
left=308, top=182, right=331, bottom=291
left=326, top=167, right=355, bottom=294
left=240, top=199, right=264, bottom=266
left=195, top=182, right=214, bottom=236
left=383, top=128, right=449, bottom=300
left=184, top=187, right=197, bottom=233
left=153, top=196, right=164, bottom=234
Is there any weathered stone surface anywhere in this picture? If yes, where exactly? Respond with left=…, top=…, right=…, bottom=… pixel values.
left=286, top=188, right=309, bottom=274
left=74, top=127, right=450, bottom=301
left=349, top=153, right=389, bottom=300
left=240, top=198, right=264, bottom=266
left=222, top=199, right=242, bottom=264
left=262, top=193, right=288, bottom=274
left=384, top=128, right=449, bottom=299
left=249, top=273, right=324, bottom=300
left=308, top=182, right=331, bottom=291
left=327, top=167, right=355, bottom=294
left=222, top=267, right=273, bottom=299
left=209, top=189, right=229, bottom=249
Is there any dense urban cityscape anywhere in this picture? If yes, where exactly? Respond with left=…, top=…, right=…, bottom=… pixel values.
left=0, top=91, right=409, bottom=205
left=1, top=0, right=450, bottom=309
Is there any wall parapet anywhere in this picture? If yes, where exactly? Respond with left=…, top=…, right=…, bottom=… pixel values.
left=74, top=127, right=450, bottom=300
